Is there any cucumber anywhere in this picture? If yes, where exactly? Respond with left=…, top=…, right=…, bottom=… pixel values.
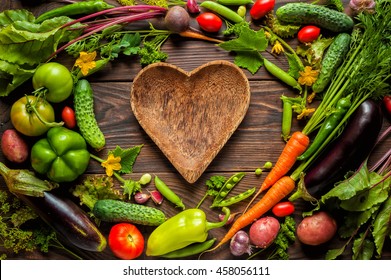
left=312, top=33, right=351, bottom=93
left=73, top=79, right=105, bottom=150
left=276, top=3, right=354, bottom=33
left=92, top=199, right=167, bottom=226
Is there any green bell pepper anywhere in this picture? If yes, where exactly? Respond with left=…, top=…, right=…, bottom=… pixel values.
left=31, top=127, right=90, bottom=183
left=146, top=207, right=230, bottom=256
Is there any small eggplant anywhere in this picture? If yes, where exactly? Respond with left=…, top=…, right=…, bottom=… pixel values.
left=303, top=99, right=383, bottom=198
left=16, top=191, right=107, bottom=252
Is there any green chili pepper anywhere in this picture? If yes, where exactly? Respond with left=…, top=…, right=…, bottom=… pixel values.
left=35, top=0, right=114, bottom=23
left=146, top=207, right=230, bottom=256
left=212, top=172, right=245, bottom=206
left=160, top=238, right=216, bottom=259
left=281, top=95, right=293, bottom=142
left=213, top=187, right=256, bottom=207
left=154, top=175, right=185, bottom=210
left=200, top=1, right=244, bottom=23
left=297, top=94, right=352, bottom=161
left=264, top=58, right=302, bottom=92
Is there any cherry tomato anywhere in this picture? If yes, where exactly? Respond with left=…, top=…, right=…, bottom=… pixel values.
left=250, top=0, right=275, bottom=20
left=108, top=223, right=144, bottom=260
left=32, top=62, right=74, bottom=103
left=382, top=95, right=391, bottom=119
left=61, top=106, right=76, bottom=129
left=297, top=25, right=321, bottom=43
left=196, top=12, right=223, bottom=33
left=10, top=95, right=56, bottom=137
left=272, top=201, right=295, bottom=217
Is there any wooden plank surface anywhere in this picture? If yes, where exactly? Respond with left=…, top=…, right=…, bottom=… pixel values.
left=1, top=0, right=390, bottom=260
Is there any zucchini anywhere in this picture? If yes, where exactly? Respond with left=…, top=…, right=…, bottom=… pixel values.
left=312, top=33, right=351, bottom=93
left=92, top=199, right=167, bottom=226
left=17, top=191, right=107, bottom=252
left=73, top=79, right=105, bottom=151
left=276, top=3, right=354, bottom=32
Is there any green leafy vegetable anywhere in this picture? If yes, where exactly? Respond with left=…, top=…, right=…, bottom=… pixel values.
left=72, top=175, right=123, bottom=211
left=296, top=36, right=335, bottom=69
left=219, top=24, right=268, bottom=74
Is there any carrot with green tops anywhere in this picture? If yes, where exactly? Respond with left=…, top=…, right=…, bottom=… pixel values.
left=244, top=131, right=309, bottom=212
left=206, top=176, right=296, bottom=253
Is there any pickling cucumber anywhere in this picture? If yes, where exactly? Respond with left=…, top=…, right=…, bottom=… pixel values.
left=73, top=79, right=106, bottom=150
left=276, top=3, right=354, bottom=32
left=92, top=199, right=167, bottom=226
left=312, top=33, right=351, bottom=93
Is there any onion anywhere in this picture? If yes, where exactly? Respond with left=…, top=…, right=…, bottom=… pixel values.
left=230, top=230, right=252, bottom=256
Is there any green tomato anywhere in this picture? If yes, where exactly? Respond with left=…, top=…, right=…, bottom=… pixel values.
left=32, top=62, right=73, bottom=103
left=11, top=95, right=56, bottom=137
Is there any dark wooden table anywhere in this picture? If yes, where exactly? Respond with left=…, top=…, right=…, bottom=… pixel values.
left=1, top=0, right=390, bottom=260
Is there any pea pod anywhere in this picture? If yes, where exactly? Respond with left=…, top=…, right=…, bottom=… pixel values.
left=154, top=175, right=185, bottom=210
left=216, top=0, right=254, bottom=5
left=35, top=0, right=114, bottom=23
left=264, top=58, right=302, bottom=92
left=213, top=187, right=256, bottom=208
left=281, top=96, right=293, bottom=142
left=160, top=238, right=216, bottom=259
left=200, top=1, right=244, bottom=23
left=212, top=172, right=245, bottom=206
left=297, top=94, right=352, bottom=161
left=73, top=79, right=106, bottom=151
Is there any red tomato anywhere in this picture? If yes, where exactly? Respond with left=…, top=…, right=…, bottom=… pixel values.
left=297, top=25, right=321, bottom=43
left=108, top=223, right=144, bottom=260
left=61, top=106, right=76, bottom=129
left=196, top=12, right=223, bottom=33
left=250, top=0, right=275, bottom=20
left=383, top=95, right=391, bottom=119
left=272, top=201, right=295, bottom=217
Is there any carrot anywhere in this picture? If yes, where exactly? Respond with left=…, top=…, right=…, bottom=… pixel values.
left=206, top=176, right=296, bottom=253
left=244, top=131, right=309, bottom=212
left=179, top=29, right=224, bottom=44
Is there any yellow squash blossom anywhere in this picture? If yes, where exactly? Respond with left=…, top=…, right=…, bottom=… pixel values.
left=74, top=51, right=97, bottom=76
left=297, top=107, right=316, bottom=120
left=101, top=154, right=121, bottom=177
left=298, top=66, right=319, bottom=86
left=271, top=41, right=284, bottom=54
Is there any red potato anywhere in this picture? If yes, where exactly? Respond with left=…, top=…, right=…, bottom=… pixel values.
left=249, top=216, right=280, bottom=248
left=1, top=129, right=29, bottom=163
left=297, top=211, right=337, bottom=246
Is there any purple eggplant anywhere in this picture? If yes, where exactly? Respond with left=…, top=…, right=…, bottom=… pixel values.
left=16, top=191, right=107, bottom=252
left=302, top=99, right=383, bottom=199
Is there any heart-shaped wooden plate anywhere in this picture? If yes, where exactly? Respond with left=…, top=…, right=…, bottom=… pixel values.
left=130, top=60, right=251, bottom=183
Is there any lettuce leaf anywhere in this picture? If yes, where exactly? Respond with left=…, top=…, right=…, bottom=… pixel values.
left=0, top=9, right=83, bottom=96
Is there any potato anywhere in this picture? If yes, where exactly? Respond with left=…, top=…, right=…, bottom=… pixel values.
left=249, top=216, right=280, bottom=248
left=297, top=211, right=337, bottom=246
left=1, top=129, right=29, bottom=163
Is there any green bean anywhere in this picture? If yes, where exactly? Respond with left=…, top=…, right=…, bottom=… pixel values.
left=160, top=238, right=216, bottom=258
left=213, top=187, right=256, bottom=207
left=263, top=58, right=302, bottom=92
left=212, top=172, right=245, bottom=206
left=154, top=175, right=185, bottom=210
left=216, top=0, right=254, bottom=6
left=200, top=1, right=244, bottom=23
left=280, top=95, right=293, bottom=142
left=35, top=0, right=114, bottom=23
